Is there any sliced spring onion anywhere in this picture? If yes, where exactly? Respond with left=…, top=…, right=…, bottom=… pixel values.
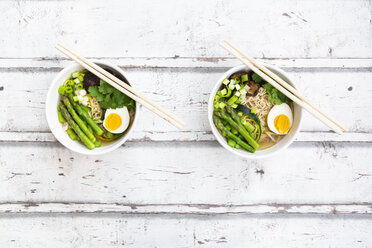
left=77, top=75, right=84, bottom=82
left=251, top=109, right=258, bottom=114
left=77, top=82, right=84, bottom=90
left=219, top=102, right=226, bottom=109
left=230, top=79, right=236, bottom=85
left=234, top=77, right=241, bottom=84
left=235, top=84, right=241, bottom=90
left=72, top=72, right=79, bottom=78
left=222, top=78, right=230, bottom=85
left=239, top=88, right=247, bottom=95
left=64, top=86, right=73, bottom=94
left=228, top=138, right=236, bottom=147
left=58, top=85, right=66, bottom=95
left=231, top=103, right=238, bottom=108
left=241, top=74, right=248, bottom=82
left=244, top=85, right=250, bottom=91
left=228, top=83, right=235, bottom=90
left=74, top=78, right=80, bottom=84
left=235, top=91, right=241, bottom=97
left=220, top=88, right=227, bottom=95
left=231, top=128, right=238, bottom=135
left=227, top=95, right=238, bottom=105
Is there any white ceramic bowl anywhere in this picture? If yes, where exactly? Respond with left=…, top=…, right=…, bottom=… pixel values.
left=46, top=60, right=137, bottom=155
left=208, top=64, right=302, bottom=159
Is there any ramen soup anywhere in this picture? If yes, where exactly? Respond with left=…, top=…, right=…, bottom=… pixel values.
left=212, top=70, right=294, bottom=153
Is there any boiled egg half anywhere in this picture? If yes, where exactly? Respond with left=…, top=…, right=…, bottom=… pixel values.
left=267, top=103, right=293, bottom=135
left=103, top=107, right=130, bottom=134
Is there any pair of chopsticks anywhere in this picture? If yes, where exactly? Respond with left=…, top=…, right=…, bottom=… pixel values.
left=219, top=40, right=348, bottom=135
left=55, top=43, right=186, bottom=130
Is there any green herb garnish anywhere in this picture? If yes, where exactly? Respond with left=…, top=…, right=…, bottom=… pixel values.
left=262, top=83, right=291, bottom=105
left=251, top=73, right=263, bottom=83
left=88, top=80, right=134, bottom=109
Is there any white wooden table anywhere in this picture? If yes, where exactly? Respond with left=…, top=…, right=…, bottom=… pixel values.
left=0, top=0, right=371, bottom=247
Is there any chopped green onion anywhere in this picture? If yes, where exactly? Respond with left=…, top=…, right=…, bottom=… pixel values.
left=227, top=139, right=237, bottom=147
left=77, top=75, right=84, bottom=82
left=228, top=83, right=235, bottom=90
left=235, top=84, right=241, bottom=90
left=64, top=86, right=73, bottom=94
left=74, top=78, right=80, bottom=84
left=227, top=95, right=239, bottom=105
left=220, top=88, right=227, bottom=95
left=67, top=80, right=75, bottom=87
left=239, top=88, right=247, bottom=95
left=237, top=111, right=243, bottom=117
left=234, top=77, right=241, bottom=84
left=241, top=74, right=248, bottom=82
left=244, top=85, right=250, bottom=91
left=222, top=78, right=229, bottom=85
left=219, top=102, right=226, bottom=109
left=251, top=109, right=258, bottom=114
left=72, top=72, right=79, bottom=78
left=58, top=85, right=66, bottom=95
left=77, top=82, right=84, bottom=90
left=235, top=91, right=241, bottom=97
left=231, top=103, right=238, bottom=108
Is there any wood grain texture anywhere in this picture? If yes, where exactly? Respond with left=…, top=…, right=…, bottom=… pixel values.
left=0, top=142, right=371, bottom=205
left=0, top=68, right=370, bottom=141
left=0, top=0, right=372, bottom=246
left=1, top=0, right=371, bottom=58
left=0, top=214, right=371, bottom=247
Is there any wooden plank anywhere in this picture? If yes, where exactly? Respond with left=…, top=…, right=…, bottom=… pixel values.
left=1, top=131, right=372, bottom=143
left=1, top=57, right=372, bottom=69
left=0, top=202, right=371, bottom=215
left=0, top=0, right=371, bottom=58
left=0, top=69, right=371, bottom=140
left=0, top=142, right=371, bottom=205
left=0, top=214, right=371, bottom=247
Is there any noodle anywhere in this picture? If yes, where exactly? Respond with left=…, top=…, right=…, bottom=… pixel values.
left=240, top=87, right=273, bottom=130
left=89, top=97, right=103, bottom=123
left=240, top=87, right=283, bottom=148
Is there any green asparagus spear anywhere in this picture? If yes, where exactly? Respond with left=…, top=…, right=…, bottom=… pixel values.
left=225, top=105, right=255, bottom=133
left=62, top=96, right=96, bottom=142
left=58, top=111, right=65, bottom=123
left=59, top=104, right=96, bottom=150
left=67, top=94, right=103, bottom=136
left=215, top=111, right=259, bottom=150
left=66, top=128, right=78, bottom=140
left=213, top=114, right=256, bottom=153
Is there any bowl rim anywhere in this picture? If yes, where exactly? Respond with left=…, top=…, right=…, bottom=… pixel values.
left=46, top=59, right=138, bottom=155
left=208, top=63, right=303, bottom=159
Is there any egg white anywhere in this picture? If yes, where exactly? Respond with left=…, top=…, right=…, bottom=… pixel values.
left=103, top=107, right=130, bottom=134
left=267, top=103, right=293, bottom=135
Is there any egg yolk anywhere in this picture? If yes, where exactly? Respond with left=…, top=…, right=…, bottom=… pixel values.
left=274, top=114, right=290, bottom=134
left=105, top=113, right=122, bottom=131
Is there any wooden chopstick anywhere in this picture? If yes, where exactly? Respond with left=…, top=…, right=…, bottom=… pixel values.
left=57, top=43, right=186, bottom=128
left=219, top=41, right=344, bottom=135
left=224, top=40, right=348, bottom=132
left=55, top=44, right=185, bottom=130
